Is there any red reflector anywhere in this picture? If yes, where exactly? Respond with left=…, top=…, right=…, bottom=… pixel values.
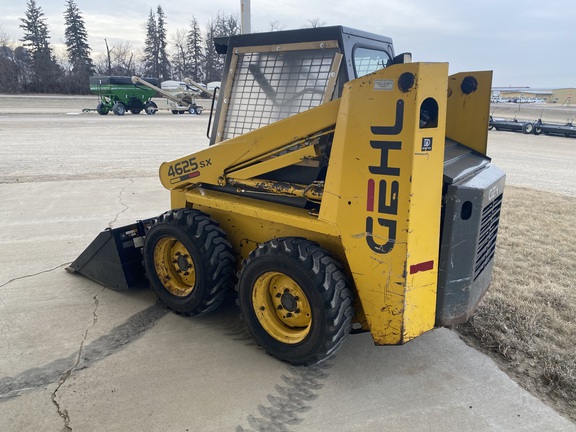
left=367, top=179, right=375, bottom=211
left=410, top=260, right=434, bottom=274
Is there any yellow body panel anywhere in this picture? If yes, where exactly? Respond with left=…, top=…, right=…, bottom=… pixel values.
left=167, top=64, right=454, bottom=346
left=320, top=63, right=448, bottom=344
left=184, top=188, right=344, bottom=262
left=446, top=71, right=493, bottom=155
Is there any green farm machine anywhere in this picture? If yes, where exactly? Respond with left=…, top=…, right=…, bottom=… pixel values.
left=89, top=76, right=159, bottom=115
left=88, top=76, right=205, bottom=116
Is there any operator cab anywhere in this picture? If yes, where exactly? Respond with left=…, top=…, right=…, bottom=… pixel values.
left=206, top=26, right=408, bottom=208
left=209, top=26, right=402, bottom=145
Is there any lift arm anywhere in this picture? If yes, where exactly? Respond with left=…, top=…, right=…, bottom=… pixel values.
left=158, top=99, right=341, bottom=190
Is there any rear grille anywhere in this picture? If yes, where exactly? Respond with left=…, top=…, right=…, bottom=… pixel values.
left=474, top=194, right=503, bottom=280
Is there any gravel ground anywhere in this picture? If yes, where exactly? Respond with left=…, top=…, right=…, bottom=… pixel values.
left=1, top=95, right=575, bottom=195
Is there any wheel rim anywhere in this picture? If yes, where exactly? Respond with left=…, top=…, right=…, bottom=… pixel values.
left=252, top=271, right=312, bottom=344
left=153, top=236, right=196, bottom=296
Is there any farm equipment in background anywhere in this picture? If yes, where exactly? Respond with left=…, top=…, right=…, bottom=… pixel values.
left=132, top=76, right=204, bottom=115
left=69, top=26, right=505, bottom=365
left=88, top=76, right=159, bottom=115
left=533, top=117, right=576, bottom=137
left=489, top=115, right=535, bottom=133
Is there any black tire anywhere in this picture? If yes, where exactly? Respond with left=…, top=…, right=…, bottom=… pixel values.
left=188, top=106, right=196, bottom=115
left=178, top=110, right=185, bottom=114
left=171, top=110, right=179, bottom=115
left=130, top=109, right=142, bottom=115
left=112, top=102, right=126, bottom=116
left=145, top=101, right=157, bottom=115
left=143, top=209, right=235, bottom=315
left=237, top=237, right=354, bottom=365
left=96, top=102, right=109, bottom=115
left=195, top=107, right=203, bottom=115
left=523, top=122, right=534, bottom=134
left=488, top=124, right=493, bottom=131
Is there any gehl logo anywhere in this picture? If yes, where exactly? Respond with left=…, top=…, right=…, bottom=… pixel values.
left=366, top=99, right=404, bottom=254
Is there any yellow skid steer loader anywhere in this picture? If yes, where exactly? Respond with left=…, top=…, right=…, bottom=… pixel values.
left=68, top=26, right=505, bottom=365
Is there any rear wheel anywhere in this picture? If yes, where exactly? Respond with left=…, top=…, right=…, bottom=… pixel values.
left=195, top=107, right=203, bottom=115
left=171, top=110, right=179, bottom=115
left=96, top=102, right=109, bottom=115
left=145, top=101, right=157, bottom=115
left=112, top=102, right=126, bottom=116
left=237, top=237, right=354, bottom=365
left=143, top=209, right=235, bottom=315
left=523, top=122, right=534, bottom=134
left=130, top=109, right=141, bottom=114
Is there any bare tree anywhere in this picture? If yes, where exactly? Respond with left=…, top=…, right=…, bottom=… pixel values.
left=94, top=40, right=141, bottom=76
left=0, top=25, right=10, bottom=46
left=305, top=18, right=326, bottom=28
left=269, top=21, right=286, bottom=32
left=170, top=28, right=188, bottom=80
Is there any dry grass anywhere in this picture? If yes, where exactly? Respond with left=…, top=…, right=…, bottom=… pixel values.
left=458, top=186, right=576, bottom=421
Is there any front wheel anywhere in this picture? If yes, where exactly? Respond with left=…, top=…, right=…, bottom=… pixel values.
left=142, top=209, right=235, bottom=315
left=112, top=102, right=126, bottom=116
left=237, top=237, right=354, bottom=365
left=523, top=122, right=534, bottom=134
left=96, top=102, right=109, bottom=115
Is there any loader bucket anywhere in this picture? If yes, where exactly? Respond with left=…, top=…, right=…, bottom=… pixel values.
left=67, top=219, right=153, bottom=290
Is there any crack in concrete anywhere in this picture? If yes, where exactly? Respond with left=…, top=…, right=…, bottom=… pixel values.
left=0, top=304, right=168, bottom=402
left=0, top=263, right=71, bottom=289
left=108, top=179, right=134, bottom=228
left=50, top=287, right=105, bottom=431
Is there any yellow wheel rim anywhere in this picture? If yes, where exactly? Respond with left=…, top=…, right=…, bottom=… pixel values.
left=153, top=237, right=196, bottom=297
left=252, top=271, right=312, bottom=344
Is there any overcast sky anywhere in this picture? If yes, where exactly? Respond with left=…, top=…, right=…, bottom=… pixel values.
left=1, top=0, right=574, bottom=88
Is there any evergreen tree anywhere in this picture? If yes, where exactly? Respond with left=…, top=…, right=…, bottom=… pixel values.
left=19, top=0, right=61, bottom=92
left=143, top=9, right=158, bottom=76
left=156, top=6, right=170, bottom=80
left=204, top=12, right=239, bottom=83
left=64, top=0, right=94, bottom=93
left=143, top=5, right=170, bottom=79
left=186, top=17, right=204, bottom=82
left=203, top=20, right=218, bottom=83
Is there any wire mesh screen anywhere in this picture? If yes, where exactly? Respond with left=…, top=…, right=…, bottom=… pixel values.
left=222, top=48, right=339, bottom=140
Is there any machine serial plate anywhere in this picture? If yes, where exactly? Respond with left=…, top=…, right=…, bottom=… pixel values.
left=374, top=80, right=394, bottom=91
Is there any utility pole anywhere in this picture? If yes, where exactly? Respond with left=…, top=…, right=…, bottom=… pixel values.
left=241, top=0, right=251, bottom=34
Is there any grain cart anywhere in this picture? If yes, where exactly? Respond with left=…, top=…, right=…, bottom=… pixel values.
left=89, top=76, right=159, bottom=115
left=69, top=26, right=505, bottom=365
left=131, top=76, right=204, bottom=115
